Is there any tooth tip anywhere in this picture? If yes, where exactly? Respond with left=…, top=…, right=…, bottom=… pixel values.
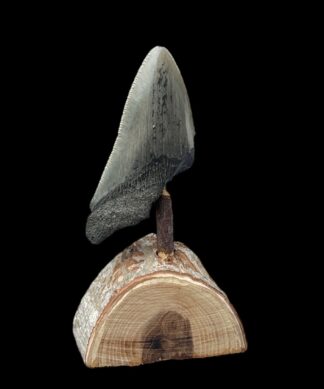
left=149, top=46, right=172, bottom=59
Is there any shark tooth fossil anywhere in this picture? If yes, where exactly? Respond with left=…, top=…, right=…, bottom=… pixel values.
left=86, top=46, right=195, bottom=244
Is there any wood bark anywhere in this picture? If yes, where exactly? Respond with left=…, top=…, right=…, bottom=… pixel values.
left=73, top=234, right=247, bottom=367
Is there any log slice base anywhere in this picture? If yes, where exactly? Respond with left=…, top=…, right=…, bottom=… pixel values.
left=73, top=234, right=247, bottom=367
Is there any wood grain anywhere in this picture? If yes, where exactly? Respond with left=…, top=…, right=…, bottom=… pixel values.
left=142, top=311, right=193, bottom=363
left=73, top=234, right=247, bottom=367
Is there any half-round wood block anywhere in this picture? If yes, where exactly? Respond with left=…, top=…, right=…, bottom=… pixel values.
left=73, top=234, right=247, bottom=367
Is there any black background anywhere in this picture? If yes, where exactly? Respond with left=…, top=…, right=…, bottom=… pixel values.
left=14, top=8, right=296, bottom=385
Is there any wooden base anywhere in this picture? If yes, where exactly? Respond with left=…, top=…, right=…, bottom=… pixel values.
left=73, top=234, right=247, bottom=367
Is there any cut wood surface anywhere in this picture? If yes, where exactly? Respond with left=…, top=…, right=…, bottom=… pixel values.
left=73, top=234, right=247, bottom=367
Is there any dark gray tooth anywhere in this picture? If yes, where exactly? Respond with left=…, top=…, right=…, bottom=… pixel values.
left=86, top=46, right=195, bottom=244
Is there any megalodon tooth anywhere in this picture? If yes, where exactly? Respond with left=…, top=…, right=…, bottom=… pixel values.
left=86, top=46, right=195, bottom=244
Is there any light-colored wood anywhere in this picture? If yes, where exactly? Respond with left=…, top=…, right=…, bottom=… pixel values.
left=73, top=234, right=247, bottom=367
